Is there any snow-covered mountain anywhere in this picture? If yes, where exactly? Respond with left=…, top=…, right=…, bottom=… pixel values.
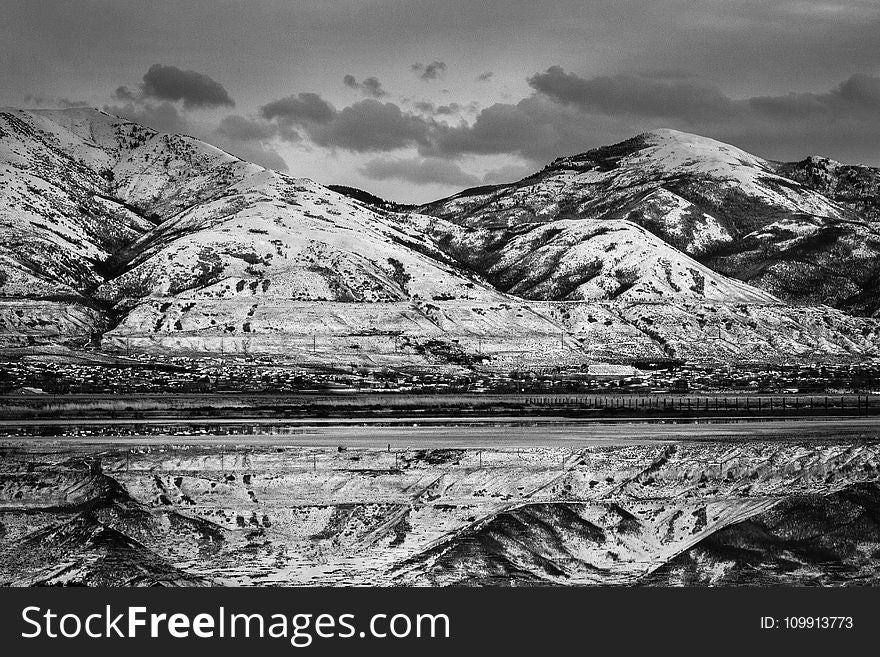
left=1, top=108, right=500, bottom=304
left=0, top=108, right=511, bottom=356
left=416, top=129, right=880, bottom=315
left=1, top=109, right=878, bottom=364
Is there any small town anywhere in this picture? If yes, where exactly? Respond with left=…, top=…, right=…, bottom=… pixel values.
left=2, top=354, right=879, bottom=396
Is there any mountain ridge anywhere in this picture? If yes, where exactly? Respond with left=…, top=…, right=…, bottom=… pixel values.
left=2, top=108, right=878, bottom=366
left=414, top=128, right=880, bottom=316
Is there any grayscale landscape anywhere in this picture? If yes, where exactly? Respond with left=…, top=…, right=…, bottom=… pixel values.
left=2, top=0, right=880, bottom=586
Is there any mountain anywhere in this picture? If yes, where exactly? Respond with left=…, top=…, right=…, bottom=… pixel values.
left=1, top=109, right=878, bottom=365
left=415, top=129, right=880, bottom=315
left=0, top=108, right=518, bottom=359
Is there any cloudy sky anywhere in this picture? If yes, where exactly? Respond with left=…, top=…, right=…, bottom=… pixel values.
left=2, top=0, right=880, bottom=203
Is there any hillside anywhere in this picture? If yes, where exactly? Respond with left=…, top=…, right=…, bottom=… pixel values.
left=0, top=108, right=513, bottom=358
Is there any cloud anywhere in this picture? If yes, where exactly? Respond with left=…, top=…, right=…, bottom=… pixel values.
left=313, top=100, right=431, bottom=152
left=102, top=101, right=287, bottom=171
left=139, top=64, right=234, bottom=109
left=104, top=100, right=191, bottom=135
left=257, top=68, right=880, bottom=178
left=343, top=74, right=388, bottom=98
left=527, top=66, right=736, bottom=121
left=476, top=71, right=494, bottom=82
left=113, top=86, right=138, bottom=102
left=412, top=100, right=461, bottom=115
left=24, top=94, right=89, bottom=109
left=519, top=67, right=880, bottom=164
left=258, top=87, right=615, bottom=163
left=260, top=92, right=336, bottom=126
left=836, top=73, right=880, bottom=109
left=426, top=95, right=601, bottom=162
left=261, top=95, right=433, bottom=152
left=526, top=66, right=880, bottom=126
left=411, top=61, right=447, bottom=81
left=360, top=156, right=480, bottom=187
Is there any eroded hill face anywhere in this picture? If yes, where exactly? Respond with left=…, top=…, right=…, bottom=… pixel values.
left=2, top=109, right=879, bottom=363
left=415, top=129, right=880, bottom=315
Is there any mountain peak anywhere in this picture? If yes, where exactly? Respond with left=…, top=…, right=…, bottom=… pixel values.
left=636, top=127, right=697, bottom=141
left=630, top=128, right=769, bottom=170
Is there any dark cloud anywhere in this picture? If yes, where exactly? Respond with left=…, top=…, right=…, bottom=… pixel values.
left=836, top=73, right=880, bottom=109
left=259, top=87, right=616, bottom=163
left=24, top=94, right=89, bottom=109
left=476, top=71, right=494, bottom=82
left=518, top=67, right=880, bottom=164
left=313, top=100, right=430, bottom=152
left=104, top=100, right=190, bottom=135
left=113, top=85, right=138, bottom=102
left=527, top=66, right=880, bottom=124
left=260, top=93, right=336, bottom=125
left=527, top=66, right=736, bottom=121
left=361, top=77, right=388, bottom=98
left=426, top=96, right=593, bottom=162
left=412, top=100, right=460, bottom=115
left=102, top=103, right=287, bottom=171
left=7, top=0, right=880, bottom=200
left=343, top=74, right=388, bottom=98
left=140, top=64, right=234, bottom=109
left=360, top=157, right=480, bottom=187
left=260, top=94, right=432, bottom=152
left=411, top=61, right=447, bottom=81
left=412, top=68, right=880, bottom=165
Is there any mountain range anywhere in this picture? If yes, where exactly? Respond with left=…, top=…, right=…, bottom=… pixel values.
left=1, top=108, right=878, bottom=366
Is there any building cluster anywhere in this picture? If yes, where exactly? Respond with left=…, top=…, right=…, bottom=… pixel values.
left=2, top=356, right=878, bottom=396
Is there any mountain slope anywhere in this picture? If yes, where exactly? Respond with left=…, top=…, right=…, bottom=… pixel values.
left=398, top=211, right=776, bottom=304
left=416, top=129, right=880, bottom=315
left=0, top=108, right=155, bottom=300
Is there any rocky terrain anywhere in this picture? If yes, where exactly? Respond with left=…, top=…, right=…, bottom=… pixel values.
left=2, top=108, right=879, bottom=366
left=2, top=439, right=879, bottom=586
